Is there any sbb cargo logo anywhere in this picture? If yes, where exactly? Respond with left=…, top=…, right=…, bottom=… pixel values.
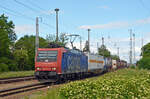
left=67, top=55, right=81, bottom=71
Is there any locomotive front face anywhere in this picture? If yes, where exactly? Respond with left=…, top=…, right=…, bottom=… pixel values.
left=35, top=48, right=63, bottom=81
left=35, top=50, right=58, bottom=71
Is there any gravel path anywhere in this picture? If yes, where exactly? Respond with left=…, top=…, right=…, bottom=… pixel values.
left=0, top=80, right=39, bottom=90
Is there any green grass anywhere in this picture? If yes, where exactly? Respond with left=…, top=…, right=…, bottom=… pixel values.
left=23, top=87, right=63, bottom=99
left=0, top=71, right=34, bottom=79
left=24, top=68, right=150, bottom=99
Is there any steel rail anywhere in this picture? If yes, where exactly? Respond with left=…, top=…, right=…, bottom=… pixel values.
left=0, top=82, right=48, bottom=97
left=0, top=76, right=35, bottom=84
left=0, top=76, right=34, bottom=80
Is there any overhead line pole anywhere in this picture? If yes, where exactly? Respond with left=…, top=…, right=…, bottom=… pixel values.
left=129, top=29, right=133, bottom=65
left=117, top=47, right=119, bottom=58
left=35, top=17, right=39, bottom=56
left=133, top=33, right=135, bottom=63
left=55, top=8, right=59, bottom=42
left=102, top=37, right=104, bottom=57
left=88, top=29, right=91, bottom=53
left=80, top=36, right=82, bottom=51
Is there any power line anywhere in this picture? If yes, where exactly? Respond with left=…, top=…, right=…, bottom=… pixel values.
left=0, top=4, right=34, bottom=21
left=1, top=9, right=19, bottom=17
left=138, top=0, right=150, bottom=14
left=13, top=0, right=55, bottom=29
left=27, top=0, right=46, bottom=11
left=14, top=0, right=39, bottom=13
left=18, top=0, right=79, bottom=35
left=24, top=0, right=53, bottom=17
left=0, top=4, right=54, bottom=29
left=14, top=0, right=54, bottom=19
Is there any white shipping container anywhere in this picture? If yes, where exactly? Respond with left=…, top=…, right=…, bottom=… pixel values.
left=86, top=53, right=104, bottom=71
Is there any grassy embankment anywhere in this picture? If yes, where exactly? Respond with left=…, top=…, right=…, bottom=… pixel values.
left=0, top=71, right=34, bottom=79
left=25, top=68, right=150, bottom=99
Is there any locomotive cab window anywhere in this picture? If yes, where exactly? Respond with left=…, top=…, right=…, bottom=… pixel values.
left=37, top=51, right=58, bottom=62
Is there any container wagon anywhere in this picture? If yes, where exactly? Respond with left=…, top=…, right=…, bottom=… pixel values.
left=86, top=53, right=104, bottom=74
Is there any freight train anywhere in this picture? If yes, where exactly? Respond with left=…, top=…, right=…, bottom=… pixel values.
left=35, top=48, right=127, bottom=82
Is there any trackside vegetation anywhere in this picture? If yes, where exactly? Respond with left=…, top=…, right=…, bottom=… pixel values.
left=26, top=69, right=150, bottom=99
left=137, top=43, right=150, bottom=69
left=0, top=14, right=68, bottom=72
left=59, top=69, right=150, bottom=99
left=0, top=71, right=34, bottom=79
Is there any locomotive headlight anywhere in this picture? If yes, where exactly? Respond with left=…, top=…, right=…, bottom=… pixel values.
left=52, top=67, right=56, bottom=70
left=37, top=67, right=40, bottom=70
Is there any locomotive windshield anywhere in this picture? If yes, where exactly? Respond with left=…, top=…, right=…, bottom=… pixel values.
left=37, top=50, right=58, bottom=62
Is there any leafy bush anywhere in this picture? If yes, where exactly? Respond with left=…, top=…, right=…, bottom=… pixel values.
left=0, top=63, right=9, bottom=72
left=130, top=65, right=136, bottom=69
left=59, top=69, right=150, bottom=99
left=138, top=57, right=150, bottom=70
left=8, top=61, right=18, bottom=71
left=0, top=57, right=18, bottom=71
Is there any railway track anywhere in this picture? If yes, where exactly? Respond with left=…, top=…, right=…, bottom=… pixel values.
left=0, top=76, right=35, bottom=84
left=0, top=71, right=109, bottom=98
left=0, top=82, right=48, bottom=97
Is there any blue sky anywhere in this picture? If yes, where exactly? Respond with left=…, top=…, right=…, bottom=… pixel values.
left=1, top=0, right=150, bottom=62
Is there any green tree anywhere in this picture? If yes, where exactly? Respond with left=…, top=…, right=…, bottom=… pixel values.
left=13, top=49, right=29, bottom=70
left=138, top=57, right=150, bottom=69
left=137, top=43, right=150, bottom=69
left=0, top=57, right=18, bottom=71
left=0, top=63, right=9, bottom=72
left=46, top=33, right=68, bottom=48
left=0, top=14, right=17, bottom=72
left=59, top=33, right=68, bottom=46
left=0, top=14, right=16, bottom=57
left=46, top=34, right=56, bottom=43
left=0, top=14, right=16, bottom=43
left=141, top=43, right=150, bottom=57
left=111, top=55, right=120, bottom=60
left=98, top=45, right=111, bottom=57
left=15, top=35, right=48, bottom=70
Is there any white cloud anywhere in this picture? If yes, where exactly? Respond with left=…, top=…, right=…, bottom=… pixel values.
left=15, top=25, right=35, bottom=34
left=79, top=17, right=150, bottom=30
left=79, top=21, right=129, bottom=29
left=136, top=17, right=150, bottom=25
left=98, top=6, right=111, bottom=10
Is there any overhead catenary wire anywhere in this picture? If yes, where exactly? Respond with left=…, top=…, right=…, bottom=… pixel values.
left=1, top=10, right=20, bottom=18
left=14, top=0, right=40, bottom=13
left=27, top=0, right=46, bottom=11
left=17, top=0, right=79, bottom=37
left=13, top=0, right=55, bottom=29
left=22, top=0, right=54, bottom=18
left=0, top=4, right=35, bottom=21
left=138, top=0, right=150, bottom=14
left=0, top=4, right=55, bottom=29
